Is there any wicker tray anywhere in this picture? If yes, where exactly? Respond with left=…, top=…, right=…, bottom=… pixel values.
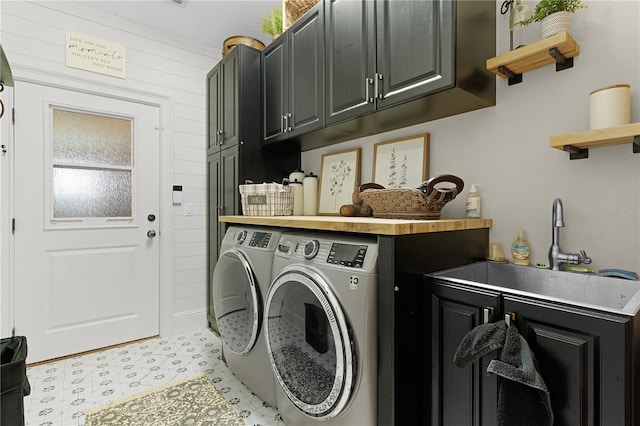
left=358, top=175, right=464, bottom=220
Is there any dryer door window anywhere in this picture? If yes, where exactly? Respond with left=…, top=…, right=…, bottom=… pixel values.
left=212, top=249, right=261, bottom=355
left=265, top=268, right=356, bottom=419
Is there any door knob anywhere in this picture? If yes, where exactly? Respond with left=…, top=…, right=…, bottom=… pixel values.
left=147, top=230, right=157, bottom=238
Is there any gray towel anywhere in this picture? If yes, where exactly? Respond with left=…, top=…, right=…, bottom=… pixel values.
left=453, top=320, right=553, bottom=426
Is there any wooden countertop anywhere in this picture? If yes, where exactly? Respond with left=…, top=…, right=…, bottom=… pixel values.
left=219, top=215, right=493, bottom=236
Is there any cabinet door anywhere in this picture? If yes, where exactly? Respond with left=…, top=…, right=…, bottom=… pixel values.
left=431, top=281, right=500, bottom=426
left=262, top=38, right=287, bottom=143
left=288, top=3, right=325, bottom=137
left=376, top=0, right=454, bottom=109
left=325, top=0, right=376, bottom=125
left=207, top=153, right=221, bottom=332
left=220, top=50, right=238, bottom=148
left=220, top=144, right=240, bottom=218
left=503, top=295, right=631, bottom=426
left=206, top=65, right=221, bottom=155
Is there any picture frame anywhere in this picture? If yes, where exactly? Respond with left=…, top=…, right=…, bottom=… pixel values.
left=372, top=133, right=430, bottom=189
left=318, top=148, right=361, bottom=215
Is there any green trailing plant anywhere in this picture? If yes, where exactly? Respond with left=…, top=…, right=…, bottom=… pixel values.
left=260, top=7, right=283, bottom=36
left=521, top=0, right=587, bottom=25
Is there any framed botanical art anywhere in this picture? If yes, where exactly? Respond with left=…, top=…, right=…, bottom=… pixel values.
left=318, top=148, right=361, bottom=215
left=372, top=133, right=429, bottom=188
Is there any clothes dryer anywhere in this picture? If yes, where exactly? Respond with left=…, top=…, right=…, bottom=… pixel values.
left=212, top=225, right=281, bottom=407
left=265, top=231, right=378, bottom=425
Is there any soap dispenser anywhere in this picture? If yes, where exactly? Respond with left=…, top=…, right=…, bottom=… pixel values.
left=466, top=184, right=481, bottom=218
left=511, top=229, right=531, bottom=266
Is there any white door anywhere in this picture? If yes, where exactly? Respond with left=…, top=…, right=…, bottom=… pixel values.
left=13, top=81, right=160, bottom=363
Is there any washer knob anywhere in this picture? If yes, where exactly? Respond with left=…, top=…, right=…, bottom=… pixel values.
left=303, top=239, right=320, bottom=260
left=236, top=230, right=248, bottom=244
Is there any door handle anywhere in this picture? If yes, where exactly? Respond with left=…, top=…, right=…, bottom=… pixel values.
left=281, top=115, right=286, bottom=134
left=365, top=77, right=374, bottom=103
left=218, top=129, right=224, bottom=145
left=375, top=73, right=383, bottom=99
left=286, top=112, right=292, bottom=132
left=483, top=307, right=494, bottom=324
left=147, top=230, right=157, bottom=238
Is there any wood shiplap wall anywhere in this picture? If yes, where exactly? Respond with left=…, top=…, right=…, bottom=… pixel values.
left=1, top=0, right=219, bottom=334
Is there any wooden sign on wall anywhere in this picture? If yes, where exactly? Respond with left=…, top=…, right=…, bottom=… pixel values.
left=65, top=31, right=126, bottom=79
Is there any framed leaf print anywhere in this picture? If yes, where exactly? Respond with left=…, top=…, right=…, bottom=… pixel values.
left=372, top=133, right=429, bottom=188
left=318, top=148, right=361, bottom=215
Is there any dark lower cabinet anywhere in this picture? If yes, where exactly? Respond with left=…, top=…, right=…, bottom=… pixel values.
left=431, top=281, right=499, bottom=426
left=429, top=279, right=640, bottom=426
left=503, top=295, right=636, bottom=426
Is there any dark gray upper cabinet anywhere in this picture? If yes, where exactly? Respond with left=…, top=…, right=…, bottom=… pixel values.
left=277, top=0, right=495, bottom=151
left=326, top=0, right=454, bottom=125
left=207, top=45, right=253, bottom=155
left=263, top=2, right=325, bottom=144
left=325, top=0, right=376, bottom=123
left=375, top=0, right=454, bottom=110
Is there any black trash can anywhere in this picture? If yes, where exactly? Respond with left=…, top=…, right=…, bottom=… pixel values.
left=1, top=336, right=30, bottom=426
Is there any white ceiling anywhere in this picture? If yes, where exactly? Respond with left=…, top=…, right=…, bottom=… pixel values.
left=86, top=0, right=281, bottom=50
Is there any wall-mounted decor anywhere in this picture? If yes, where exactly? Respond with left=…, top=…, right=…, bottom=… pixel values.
left=318, top=148, right=361, bottom=215
left=66, top=31, right=126, bottom=79
left=372, top=133, right=429, bottom=188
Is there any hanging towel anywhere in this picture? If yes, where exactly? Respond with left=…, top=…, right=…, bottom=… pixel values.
left=453, top=320, right=554, bottom=426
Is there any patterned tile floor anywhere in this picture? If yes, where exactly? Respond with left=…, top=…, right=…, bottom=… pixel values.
left=24, top=329, right=285, bottom=426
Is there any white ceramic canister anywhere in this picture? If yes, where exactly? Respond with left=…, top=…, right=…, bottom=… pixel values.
left=303, top=172, right=318, bottom=216
left=288, top=169, right=305, bottom=184
left=290, top=180, right=304, bottom=215
left=590, top=84, right=631, bottom=129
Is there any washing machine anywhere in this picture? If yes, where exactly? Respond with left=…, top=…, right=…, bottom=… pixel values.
left=265, top=231, right=378, bottom=426
left=212, top=225, right=282, bottom=407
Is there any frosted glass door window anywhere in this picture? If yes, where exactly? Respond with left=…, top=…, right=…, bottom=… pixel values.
left=51, top=108, right=133, bottom=219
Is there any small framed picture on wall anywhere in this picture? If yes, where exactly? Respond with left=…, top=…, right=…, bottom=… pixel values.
left=372, top=133, right=429, bottom=188
left=317, top=148, right=361, bottom=215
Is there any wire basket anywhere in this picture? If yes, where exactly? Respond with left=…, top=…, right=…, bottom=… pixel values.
left=239, top=183, right=293, bottom=216
left=283, top=0, right=320, bottom=31
left=358, top=175, right=464, bottom=220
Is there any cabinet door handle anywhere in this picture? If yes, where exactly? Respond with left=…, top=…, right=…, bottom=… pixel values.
left=375, top=73, right=383, bottom=99
left=281, top=115, right=286, bottom=133
left=505, top=312, right=515, bottom=327
left=483, top=307, right=494, bottom=324
left=365, top=77, right=374, bottom=103
left=286, top=112, right=292, bottom=132
left=218, top=129, right=224, bottom=145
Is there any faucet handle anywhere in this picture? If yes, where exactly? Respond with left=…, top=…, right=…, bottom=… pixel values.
left=579, top=250, right=592, bottom=265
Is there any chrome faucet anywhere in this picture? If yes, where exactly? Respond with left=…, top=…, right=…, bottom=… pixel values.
left=548, top=198, right=592, bottom=271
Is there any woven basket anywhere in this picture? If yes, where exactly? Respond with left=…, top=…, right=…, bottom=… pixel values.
left=283, top=0, right=320, bottom=31
left=222, top=36, right=266, bottom=56
left=358, top=175, right=464, bottom=220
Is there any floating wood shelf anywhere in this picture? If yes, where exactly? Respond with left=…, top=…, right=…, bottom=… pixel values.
left=486, top=31, right=580, bottom=85
left=550, top=123, right=640, bottom=159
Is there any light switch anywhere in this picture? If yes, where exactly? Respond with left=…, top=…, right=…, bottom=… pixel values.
left=185, top=203, right=193, bottom=216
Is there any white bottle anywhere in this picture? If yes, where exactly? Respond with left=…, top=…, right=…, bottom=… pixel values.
left=466, top=184, right=481, bottom=218
left=303, top=172, right=318, bottom=216
left=290, top=180, right=304, bottom=216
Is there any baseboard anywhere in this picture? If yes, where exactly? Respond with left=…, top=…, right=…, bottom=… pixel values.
left=170, top=308, right=207, bottom=336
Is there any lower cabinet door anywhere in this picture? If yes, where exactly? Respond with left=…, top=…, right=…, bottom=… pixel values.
left=431, top=281, right=500, bottom=426
left=504, top=295, right=631, bottom=426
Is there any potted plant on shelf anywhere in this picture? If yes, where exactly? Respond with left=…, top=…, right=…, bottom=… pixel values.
left=260, top=7, right=283, bottom=40
left=520, top=0, right=587, bottom=38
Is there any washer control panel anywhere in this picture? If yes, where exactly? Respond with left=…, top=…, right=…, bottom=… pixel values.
left=248, top=231, right=272, bottom=248
left=327, top=243, right=368, bottom=268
